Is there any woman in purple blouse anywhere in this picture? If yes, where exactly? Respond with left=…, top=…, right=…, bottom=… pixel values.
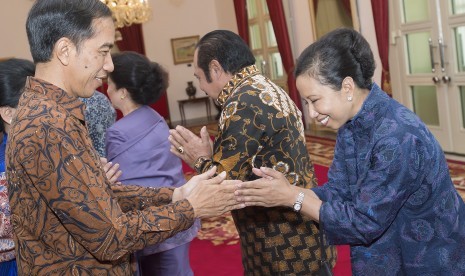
left=105, top=52, right=199, bottom=276
left=238, top=28, right=465, bottom=275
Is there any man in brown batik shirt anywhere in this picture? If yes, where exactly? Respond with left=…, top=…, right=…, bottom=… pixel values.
left=6, top=1, right=242, bottom=275
left=169, top=30, right=337, bottom=275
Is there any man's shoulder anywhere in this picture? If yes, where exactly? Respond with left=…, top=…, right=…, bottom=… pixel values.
left=17, top=92, right=73, bottom=134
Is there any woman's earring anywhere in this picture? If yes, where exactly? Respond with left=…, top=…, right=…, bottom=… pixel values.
left=120, top=95, right=125, bottom=100
left=347, top=96, right=353, bottom=102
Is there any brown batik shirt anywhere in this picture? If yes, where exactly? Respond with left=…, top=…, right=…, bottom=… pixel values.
left=197, top=65, right=337, bottom=275
left=6, top=77, right=195, bottom=275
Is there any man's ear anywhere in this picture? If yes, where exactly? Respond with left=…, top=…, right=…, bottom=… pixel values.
left=209, top=60, right=223, bottom=80
left=55, top=37, right=73, bottom=66
left=0, top=107, right=13, bottom=125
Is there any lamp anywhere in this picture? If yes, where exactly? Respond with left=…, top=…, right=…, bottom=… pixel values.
left=100, top=0, right=151, bottom=28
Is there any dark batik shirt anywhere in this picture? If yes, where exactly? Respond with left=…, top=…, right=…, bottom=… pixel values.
left=198, top=65, right=337, bottom=275
left=313, top=83, right=465, bottom=275
left=6, top=77, right=195, bottom=275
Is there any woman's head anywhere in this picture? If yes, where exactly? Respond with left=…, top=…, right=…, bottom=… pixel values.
left=295, top=28, right=375, bottom=90
left=295, top=28, right=375, bottom=129
left=0, top=58, right=35, bottom=132
left=107, top=51, right=168, bottom=110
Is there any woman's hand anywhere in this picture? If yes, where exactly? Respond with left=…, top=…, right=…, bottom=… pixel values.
left=100, top=157, right=122, bottom=185
left=168, top=125, right=213, bottom=167
left=236, top=167, right=297, bottom=208
left=237, top=167, right=322, bottom=221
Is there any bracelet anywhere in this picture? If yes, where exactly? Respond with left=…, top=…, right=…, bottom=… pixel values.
left=193, top=156, right=211, bottom=173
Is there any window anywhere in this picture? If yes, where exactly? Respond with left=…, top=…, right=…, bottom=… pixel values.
left=247, top=0, right=287, bottom=89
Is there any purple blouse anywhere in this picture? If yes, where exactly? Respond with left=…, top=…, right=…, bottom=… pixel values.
left=106, top=106, right=200, bottom=254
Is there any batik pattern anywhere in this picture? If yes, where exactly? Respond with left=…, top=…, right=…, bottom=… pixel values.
left=200, top=65, right=337, bottom=275
left=6, top=77, right=195, bottom=275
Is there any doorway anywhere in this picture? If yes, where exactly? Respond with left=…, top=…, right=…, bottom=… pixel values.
left=390, top=0, right=465, bottom=154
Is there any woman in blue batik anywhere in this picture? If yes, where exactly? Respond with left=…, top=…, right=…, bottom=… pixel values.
left=238, top=28, right=465, bottom=275
left=0, top=58, right=35, bottom=276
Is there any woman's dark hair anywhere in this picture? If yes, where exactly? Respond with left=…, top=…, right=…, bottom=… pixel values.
left=0, top=58, right=35, bottom=132
left=26, top=0, right=112, bottom=63
left=196, top=30, right=255, bottom=82
left=295, top=28, right=375, bottom=90
left=109, top=51, right=168, bottom=106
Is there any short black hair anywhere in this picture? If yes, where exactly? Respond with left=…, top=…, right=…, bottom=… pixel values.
left=295, top=28, right=375, bottom=90
left=0, top=58, right=35, bottom=132
left=196, top=30, right=255, bottom=82
left=109, top=51, right=168, bottom=106
left=26, top=0, right=112, bottom=63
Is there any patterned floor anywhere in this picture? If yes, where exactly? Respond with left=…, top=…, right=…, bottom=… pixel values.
left=188, top=123, right=465, bottom=245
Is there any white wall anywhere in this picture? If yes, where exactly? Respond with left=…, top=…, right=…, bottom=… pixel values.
left=143, top=0, right=226, bottom=121
left=356, top=0, right=382, bottom=85
left=143, top=0, right=237, bottom=123
left=0, top=1, right=34, bottom=60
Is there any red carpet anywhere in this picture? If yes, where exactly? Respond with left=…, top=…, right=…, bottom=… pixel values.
left=314, top=164, right=352, bottom=276
left=190, top=238, right=243, bottom=275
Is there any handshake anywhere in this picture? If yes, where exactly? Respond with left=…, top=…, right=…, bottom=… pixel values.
left=172, top=166, right=245, bottom=218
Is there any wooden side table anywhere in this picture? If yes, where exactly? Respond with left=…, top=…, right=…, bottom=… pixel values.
left=178, top=96, right=212, bottom=124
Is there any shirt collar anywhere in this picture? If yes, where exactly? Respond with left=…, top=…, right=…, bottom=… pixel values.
left=344, top=83, right=390, bottom=131
left=25, top=76, right=86, bottom=123
left=216, top=65, right=260, bottom=107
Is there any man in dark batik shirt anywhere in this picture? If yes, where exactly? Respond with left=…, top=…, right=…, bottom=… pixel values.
left=169, top=30, right=337, bottom=275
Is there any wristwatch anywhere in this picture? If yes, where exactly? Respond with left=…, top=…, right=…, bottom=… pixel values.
left=194, top=156, right=211, bottom=173
left=293, top=192, right=305, bottom=213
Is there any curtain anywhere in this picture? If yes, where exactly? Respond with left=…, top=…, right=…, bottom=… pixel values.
left=115, top=24, right=172, bottom=122
left=340, top=0, right=352, bottom=18
left=371, top=0, right=391, bottom=95
left=266, top=0, right=304, bottom=115
left=233, top=0, right=250, bottom=45
left=116, top=24, right=146, bottom=55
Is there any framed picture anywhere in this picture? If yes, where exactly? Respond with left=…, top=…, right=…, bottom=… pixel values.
left=170, top=35, right=199, bottom=65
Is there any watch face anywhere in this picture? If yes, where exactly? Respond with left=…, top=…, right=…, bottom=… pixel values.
left=294, top=203, right=302, bottom=211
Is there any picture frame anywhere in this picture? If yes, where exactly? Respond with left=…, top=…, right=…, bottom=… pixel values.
left=170, top=35, right=199, bottom=65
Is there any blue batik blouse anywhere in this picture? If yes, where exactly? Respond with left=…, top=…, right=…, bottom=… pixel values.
left=312, top=83, right=465, bottom=275
left=80, top=91, right=116, bottom=156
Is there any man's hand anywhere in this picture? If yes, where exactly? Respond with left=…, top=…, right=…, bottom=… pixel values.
left=168, top=125, right=212, bottom=167
left=172, top=166, right=217, bottom=201
left=100, top=157, right=122, bottom=185
left=235, top=167, right=296, bottom=208
left=184, top=167, right=245, bottom=218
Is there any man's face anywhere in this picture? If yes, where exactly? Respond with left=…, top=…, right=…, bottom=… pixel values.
left=193, top=49, right=223, bottom=100
left=66, top=17, right=115, bottom=98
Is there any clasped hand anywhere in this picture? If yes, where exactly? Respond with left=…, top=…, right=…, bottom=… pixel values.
left=235, top=167, right=296, bottom=208
left=174, top=166, right=245, bottom=218
left=169, top=125, right=213, bottom=167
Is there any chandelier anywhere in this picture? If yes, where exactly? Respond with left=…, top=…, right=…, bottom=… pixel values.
left=100, top=0, right=151, bottom=28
